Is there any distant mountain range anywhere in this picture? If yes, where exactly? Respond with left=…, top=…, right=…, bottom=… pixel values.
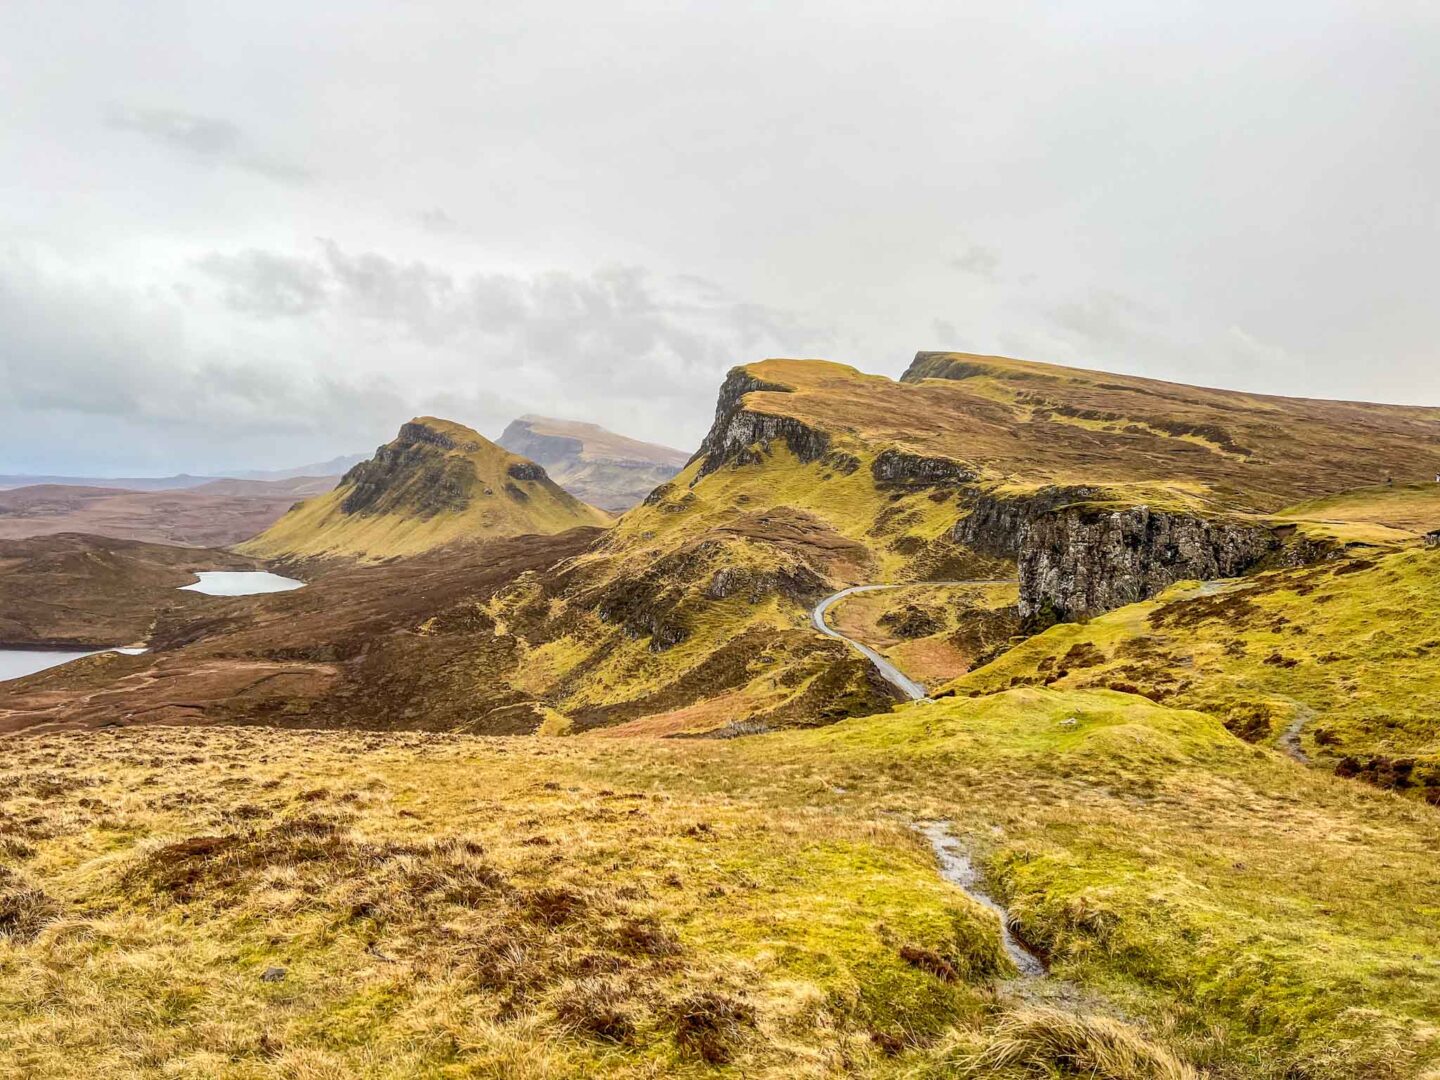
left=0, top=418, right=686, bottom=548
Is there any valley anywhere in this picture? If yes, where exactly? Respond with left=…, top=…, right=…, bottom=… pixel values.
left=3, top=352, right=1440, bottom=1078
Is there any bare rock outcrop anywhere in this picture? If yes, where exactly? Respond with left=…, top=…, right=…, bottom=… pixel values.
left=1017, top=503, right=1277, bottom=621
left=690, top=369, right=832, bottom=481
left=953, top=487, right=1276, bottom=622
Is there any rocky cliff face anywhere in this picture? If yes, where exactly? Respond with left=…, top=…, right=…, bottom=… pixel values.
left=690, top=369, right=835, bottom=480
left=338, top=423, right=478, bottom=518
left=1017, top=504, right=1277, bottom=621
left=952, top=487, right=1276, bottom=621
left=870, top=449, right=976, bottom=487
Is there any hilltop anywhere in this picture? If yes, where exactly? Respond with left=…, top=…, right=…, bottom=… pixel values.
left=238, top=418, right=611, bottom=564
left=498, top=414, right=689, bottom=511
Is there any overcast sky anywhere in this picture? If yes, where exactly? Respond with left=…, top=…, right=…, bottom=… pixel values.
left=2, top=1, right=1436, bottom=474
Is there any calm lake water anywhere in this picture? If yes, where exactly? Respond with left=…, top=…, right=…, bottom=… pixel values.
left=0, top=647, right=146, bottom=684
left=180, top=571, right=306, bottom=596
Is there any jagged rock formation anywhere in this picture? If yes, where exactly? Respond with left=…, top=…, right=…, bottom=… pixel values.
left=497, top=415, right=688, bottom=512
left=954, top=486, right=1277, bottom=620
left=1016, top=503, right=1276, bottom=621
left=689, top=368, right=836, bottom=480
left=240, top=418, right=610, bottom=563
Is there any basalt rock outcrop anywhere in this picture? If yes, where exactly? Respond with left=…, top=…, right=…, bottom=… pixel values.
left=871, top=449, right=977, bottom=487
left=952, top=487, right=1277, bottom=621
left=690, top=369, right=834, bottom=481
left=1019, top=504, right=1277, bottom=620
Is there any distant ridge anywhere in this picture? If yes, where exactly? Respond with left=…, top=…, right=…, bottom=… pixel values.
left=498, top=415, right=688, bottom=512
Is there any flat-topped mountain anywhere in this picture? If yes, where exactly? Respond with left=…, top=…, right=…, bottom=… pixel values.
left=705, top=352, right=1440, bottom=512
left=497, top=415, right=689, bottom=511
left=239, top=417, right=611, bottom=563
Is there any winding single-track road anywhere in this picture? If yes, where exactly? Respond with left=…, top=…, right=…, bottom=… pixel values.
left=811, top=580, right=1017, bottom=701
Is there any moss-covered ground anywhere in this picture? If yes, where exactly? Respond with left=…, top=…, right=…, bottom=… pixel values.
left=948, top=547, right=1440, bottom=799
left=4, top=684, right=1437, bottom=1078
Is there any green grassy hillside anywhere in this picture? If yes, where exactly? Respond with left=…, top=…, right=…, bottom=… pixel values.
left=240, top=418, right=611, bottom=563
left=947, top=546, right=1440, bottom=799
left=3, top=685, right=1436, bottom=1078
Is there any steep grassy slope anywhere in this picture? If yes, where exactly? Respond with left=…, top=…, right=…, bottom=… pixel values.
left=240, top=418, right=610, bottom=563
left=948, top=545, right=1440, bottom=799
left=489, top=353, right=1440, bottom=732
left=3, top=688, right=1436, bottom=1078
left=498, top=415, right=689, bottom=512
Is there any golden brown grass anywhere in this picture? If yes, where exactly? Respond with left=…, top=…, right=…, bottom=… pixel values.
left=5, top=680, right=1438, bottom=1077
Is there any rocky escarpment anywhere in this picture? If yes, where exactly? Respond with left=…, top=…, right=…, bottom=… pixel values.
left=690, top=369, right=834, bottom=481
left=338, top=422, right=477, bottom=518
left=871, top=449, right=977, bottom=487
left=1018, top=504, right=1277, bottom=621
left=953, top=488, right=1277, bottom=622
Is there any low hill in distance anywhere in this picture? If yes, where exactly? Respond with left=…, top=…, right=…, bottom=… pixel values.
left=498, top=414, right=689, bottom=511
left=0, top=476, right=337, bottom=548
left=239, top=418, right=612, bottom=564
left=0, top=533, right=259, bottom=648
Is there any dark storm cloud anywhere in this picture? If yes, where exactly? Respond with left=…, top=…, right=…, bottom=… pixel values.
left=106, top=105, right=310, bottom=183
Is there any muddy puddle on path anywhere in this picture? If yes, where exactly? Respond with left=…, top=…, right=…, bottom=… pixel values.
left=920, top=821, right=1047, bottom=978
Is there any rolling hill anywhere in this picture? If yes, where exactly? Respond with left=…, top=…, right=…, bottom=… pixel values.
left=238, top=418, right=612, bottom=563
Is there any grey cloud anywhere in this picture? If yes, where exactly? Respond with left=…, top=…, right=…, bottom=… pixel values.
left=105, top=105, right=309, bottom=183
left=195, top=251, right=330, bottom=317
left=4, top=3, right=1438, bottom=470
left=950, top=245, right=1002, bottom=280
left=417, top=208, right=459, bottom=234
left=1047, top=290, right=1161, bottom=351
left=0, top=253, right=405, bottom=472
left=195, top=241, right=829, bottom=398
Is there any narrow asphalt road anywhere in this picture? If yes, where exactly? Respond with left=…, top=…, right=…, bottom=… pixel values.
left=811, top=580, right=1017, bottom=701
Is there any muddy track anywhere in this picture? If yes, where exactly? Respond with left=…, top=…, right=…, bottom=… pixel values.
left=811, top=580, right=1016, bottom=701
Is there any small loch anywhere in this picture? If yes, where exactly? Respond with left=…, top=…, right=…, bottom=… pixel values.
left=179, top=571, right=306, bottom=596
left=0, top=647, right=147, bottom=684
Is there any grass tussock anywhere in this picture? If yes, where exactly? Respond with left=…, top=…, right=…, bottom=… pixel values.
left=956, top=1008, right=1200, bottom=1080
